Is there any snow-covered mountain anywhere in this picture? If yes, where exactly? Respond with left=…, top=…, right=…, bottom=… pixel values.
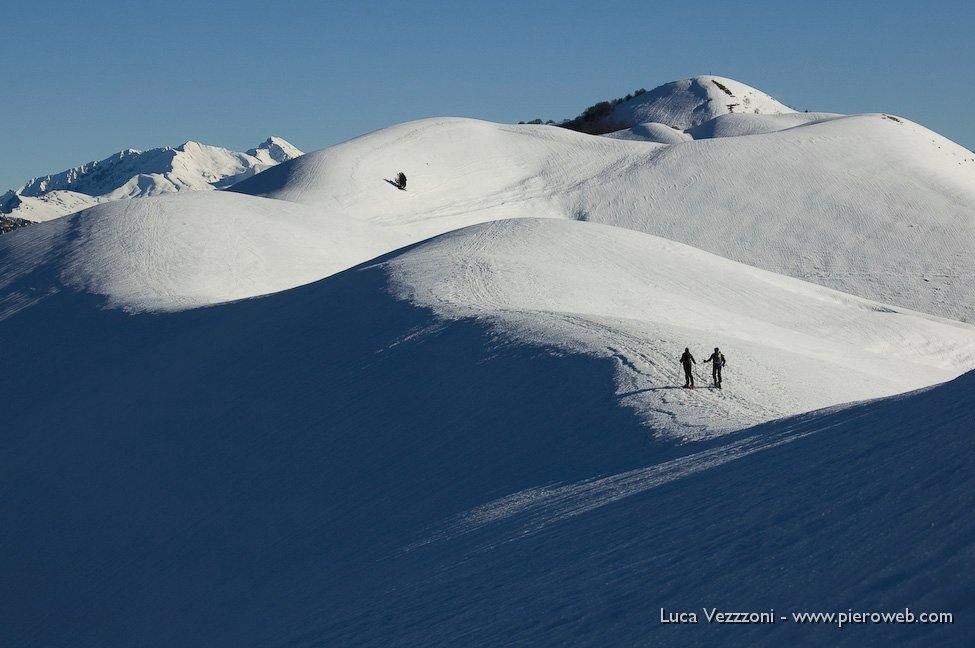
left=227, top=114, right=975, bottom=323
left=617, top=75, right=795, bottom=128
left=0, top=136, right=302, bottom=222
left=2, top=76, right=973, bottom=646
left=564, top=75, right=796, bottom=135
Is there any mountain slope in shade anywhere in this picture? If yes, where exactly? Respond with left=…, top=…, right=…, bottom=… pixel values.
left=0, top=224, right=971, bottom=645
left=0, top=136, right=303, bottom=222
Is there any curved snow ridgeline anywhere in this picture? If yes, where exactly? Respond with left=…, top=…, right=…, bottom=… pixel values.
left=379, top=218, right=975, bottom=439
left=0, top=191, right=404, bottom=312
left=230, top=115, right=975, bottom=323
left=8, top=92, right=974, bottom=323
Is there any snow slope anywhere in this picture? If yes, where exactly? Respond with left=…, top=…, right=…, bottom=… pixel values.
left=232, top=114, right=975, bottom=322
left=603, top=121, right=692, bottom=144
left=382, top=219, right=975, bottom=438
left=604, top=111, right=842, bottom=143
left=0, top=137, right=302, bottom=222
left=682, top=110, right=842, bottom=139
left=4, top=211, right=974, bottom=440
left=0, top=191, right=405, bottom=312
left=1, top=233, right=972, bottom=646
left=10, top=107, right=972, bottom=324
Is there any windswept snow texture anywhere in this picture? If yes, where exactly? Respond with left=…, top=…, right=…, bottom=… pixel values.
left=0, top=137, right=302, bottom=222
left=0, top=244, right=972, bottom=646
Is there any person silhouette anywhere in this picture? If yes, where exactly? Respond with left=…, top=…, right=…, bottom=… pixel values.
left=703, top=347, right=726, bottom=388
left=679, top=347, right=696, bottom=388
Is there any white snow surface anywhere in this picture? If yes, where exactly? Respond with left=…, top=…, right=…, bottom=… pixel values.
left=246, top=135, right=303, bottom=165
left=381, top=219, right=975, bottom=439
left=683, top=110, right=843, bottom=139
left=232, top=115, right=975, bottom=322
left=610, top=75, right=796, bottom=130
left=0, top=189, right=101, bottom=222
left=603, top=121, right=692, bottom=144
left=1, top=191, right=403, bottom=312
left=603, top=112, right=842, bottom=143
left=0, top=137, right=303, bottom=222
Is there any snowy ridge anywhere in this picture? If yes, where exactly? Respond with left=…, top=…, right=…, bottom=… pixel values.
left=682, top=110, right=843, bottom=139
left=5, top=206, right=973, bottom=441
left=603, top=121, right=692, bottom=143
left=603, top=111, right=843, bottom=143
left=232, top=114, right=975, bottom=322
left=381, top=218, right=975, bottom=439
left=0, top=191, right=403, bottom=312
left=0, top=136, right=302, bottom=222
left=6, top=110, right=973, bottom=323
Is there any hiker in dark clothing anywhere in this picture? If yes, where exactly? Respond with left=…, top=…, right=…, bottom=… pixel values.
left=680, top=347, right=696, bottom=388
left=704, top=347, right=726, bottom=388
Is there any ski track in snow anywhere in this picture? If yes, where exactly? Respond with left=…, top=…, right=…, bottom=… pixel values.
left=402, top=409, right=852, bottom=555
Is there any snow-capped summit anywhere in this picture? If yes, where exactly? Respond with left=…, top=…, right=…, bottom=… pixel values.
left=569, top=75, right=795, bottom=134
left=247, top=136, right=304, bottom=165
left=0, top=137, right=303, bottom=223
left=621, top=75, right=794, bottom=128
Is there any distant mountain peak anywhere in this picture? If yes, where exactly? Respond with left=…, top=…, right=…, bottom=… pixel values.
left=1, top=137, right=304, bottom=223
left=247, top=136, right=303, bottom=165
left=624, top=76, right=795, bottom=127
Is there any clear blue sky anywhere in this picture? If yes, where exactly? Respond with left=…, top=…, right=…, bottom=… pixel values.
left=1, top=0, right=972, bottom=191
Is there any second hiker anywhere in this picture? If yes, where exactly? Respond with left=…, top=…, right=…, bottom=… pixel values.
left=704, top=347, right=726, bottom=389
